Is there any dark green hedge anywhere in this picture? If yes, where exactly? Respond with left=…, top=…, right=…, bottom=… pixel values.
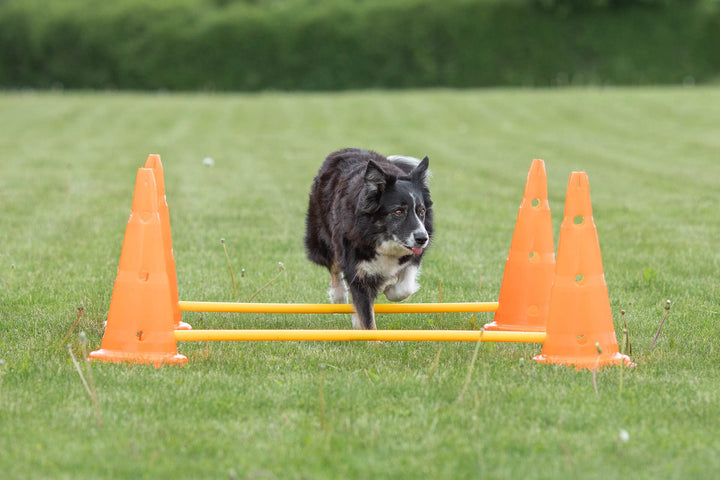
left=0, top=0, right=718, bottom=90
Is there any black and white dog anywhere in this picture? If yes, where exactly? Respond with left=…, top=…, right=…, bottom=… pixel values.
left=304, top=148, right=433, bottom=329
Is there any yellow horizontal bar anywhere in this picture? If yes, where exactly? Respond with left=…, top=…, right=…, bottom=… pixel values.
left=178, top=301, right=499, bottom=314
left=174, top=329, right=544, bottom=343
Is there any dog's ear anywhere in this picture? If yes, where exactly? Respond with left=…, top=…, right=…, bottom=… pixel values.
left=361, top=161, right=394, bottom=212
left=411, top=156, right=430, bottom=185
left=364, top=160, right=397, bottom=195
left=364, top=160, right=387, bottom=195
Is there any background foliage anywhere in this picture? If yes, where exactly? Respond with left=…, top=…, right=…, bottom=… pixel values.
left=1, top=0, right=718, bottom=91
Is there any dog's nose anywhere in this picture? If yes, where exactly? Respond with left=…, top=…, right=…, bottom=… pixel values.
left=414, top=233, right=428, bottom=246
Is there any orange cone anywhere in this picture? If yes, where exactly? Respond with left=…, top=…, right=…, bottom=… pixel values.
left=143, top=154, right=191, bottom=330
left=89, top=167, right=187, bottom=367
left=484, top=159, right=555, bottom=332
left=534, top=172, right=632, bottom=369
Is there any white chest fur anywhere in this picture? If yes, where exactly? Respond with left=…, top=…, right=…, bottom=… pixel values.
left=355, top=240, right=421, bottom=302
left=356, top=240, right=409, bottom=279
left=356, top=253, right=406, bottom=280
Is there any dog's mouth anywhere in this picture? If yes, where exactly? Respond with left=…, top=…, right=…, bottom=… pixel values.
left=411, top=246, right=424, bottom=256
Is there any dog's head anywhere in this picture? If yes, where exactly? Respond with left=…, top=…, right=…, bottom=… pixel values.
left=359, top=157, right=433, bottom=257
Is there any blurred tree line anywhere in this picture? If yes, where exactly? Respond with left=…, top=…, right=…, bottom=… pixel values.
left=0, top=0, right=717, bottom=90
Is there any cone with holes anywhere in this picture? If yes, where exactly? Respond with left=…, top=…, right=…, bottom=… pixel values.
left=89, top=167, right=187, bottom=367
left=484, top=159, right=555, bottom=332
left=533, top=172, right=632, bottom=369
left=143, top=154, right=191, bottom=330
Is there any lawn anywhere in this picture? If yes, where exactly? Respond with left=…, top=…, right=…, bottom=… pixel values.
left=1, top=87, right=719, bottom=479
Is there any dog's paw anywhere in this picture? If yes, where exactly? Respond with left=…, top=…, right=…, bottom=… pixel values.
left=328, top=281, right=348, bottom=304
left=329, top=289, right=348, bottom=304
left=383, top=282, right=419, bottom=302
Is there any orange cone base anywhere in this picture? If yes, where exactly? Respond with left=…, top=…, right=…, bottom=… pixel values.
left=483, top=320, right=545, bottom=332
left=533, top=351, right=634, bottom=370
left=89, top=348, right=187, bottom=368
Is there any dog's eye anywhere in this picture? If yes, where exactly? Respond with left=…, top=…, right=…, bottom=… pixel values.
left=417, top=207, right=426, bottom=216
left=394, top=208, right=404, bottom=216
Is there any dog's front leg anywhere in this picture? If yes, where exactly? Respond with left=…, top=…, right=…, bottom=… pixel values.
left=328, top=262, right=348, bottom=304
left=348, top=282, right=377, bottom=330
left=384, top=264, right=420, bottom=302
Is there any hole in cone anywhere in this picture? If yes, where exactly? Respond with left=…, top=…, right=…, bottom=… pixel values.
left=573, top=215, right=585, bottom=226
left=529, top=251, right=539, bottom=263
left=577, top=334, right=587, bottom=345
left=574, top=274, right=584, bottom=285
left=531, top=198, right=540, bottom=208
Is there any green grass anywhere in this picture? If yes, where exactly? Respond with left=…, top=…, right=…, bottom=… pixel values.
left=1, top=87, right=720, bottom=479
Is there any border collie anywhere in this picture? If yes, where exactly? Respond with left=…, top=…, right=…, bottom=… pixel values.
left=304, top=148, right=433, bottom=329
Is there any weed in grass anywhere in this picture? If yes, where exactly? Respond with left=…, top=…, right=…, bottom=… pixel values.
left=66, top=334, right=101, bottom=427
left=58, top=301, right=84, bottom=349
left=318, top=364, right=326, bottom=431
left=221, top=238, right=240, bottom=302
left=0, top=359, right=5, bottom=396
left=78, top=332, right=100, bottom=419
left=456, top=330, right=484, bottom=404
left=1, top=263, right=15, bottom=289
left=621, top=309, right=632, bottom=355
left=619, top=309, right=630, bottom=398
left=592, top=342, right=602, bottom=397
left=643, top=267, right=659, bottom=283
left=649, top=299, right=672, bottom=353
left=438, top=279, right=443, bottom=327
left=426, top=346, right=443, bottom=383
left=247, top=262, right=286, bottom=302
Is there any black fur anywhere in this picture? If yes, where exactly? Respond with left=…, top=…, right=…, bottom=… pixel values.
left=305, top=148, right=434, bottom=329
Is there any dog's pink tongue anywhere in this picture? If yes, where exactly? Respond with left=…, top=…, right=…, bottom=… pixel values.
left=412, top=246, right=424, bottom=256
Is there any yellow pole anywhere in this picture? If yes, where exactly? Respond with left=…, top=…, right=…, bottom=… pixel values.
left=178, top=301, right=499, bottom=314
left=174, top=329, right=544, bottom=343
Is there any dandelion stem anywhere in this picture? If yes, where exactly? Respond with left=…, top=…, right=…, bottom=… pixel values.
left=649, top=300, right=672, bottom=353
left=247, top=262, right=285, bottom=302
left=318, top=364, right=326, bottom=430
left=221, top=238, right=239, bottom=302
left=438, top=279, right=443, bottom=326
left=426, top=346, right=443, bottom=382
left=621, top=309, right=631, bottom=355
left=59, top=302, right=84, bottom=349
left=78, top=333, right=101, bottom=426
left=592, top=342, right=602, bottom=397
left=619, top=310, right=628, bottom=398
left=0, top=359, right=5, bottom=397
left=67, top=344, right=102, bottom=426
left=456, top=330, right=484, bottom=403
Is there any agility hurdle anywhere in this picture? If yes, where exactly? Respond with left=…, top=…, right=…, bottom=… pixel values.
left=174, top=301, right=543, bottom=343
left=175, top=329, right=545, bottom=343
left=178, top=301, right=499, bottom=314
left=90, top=154, right=632, bottom=369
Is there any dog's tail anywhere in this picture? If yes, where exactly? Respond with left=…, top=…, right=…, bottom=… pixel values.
left=387, top=155, right=432, bottom=183
left=387, top=155, right=421, bottom=175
